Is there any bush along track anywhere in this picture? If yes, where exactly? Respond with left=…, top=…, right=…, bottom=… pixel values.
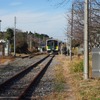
left=68, top=56, right=100, bottom=100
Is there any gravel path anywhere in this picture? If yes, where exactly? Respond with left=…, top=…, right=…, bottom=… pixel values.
left=31, top=55, right=58, bottom=99
left=0, top=56, right=52, bottom=99
left=0, top=55, right=73, bottom=100
left=0, top=55, right=47, bottom=84
left=30, top=55, right=74, bottom=100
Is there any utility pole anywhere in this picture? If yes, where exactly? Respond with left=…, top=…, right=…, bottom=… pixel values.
left=65, top=39, right=67, bottom=55
left=70, top=3, right=74, bottom=61
left=0, top=20, right=4, bottom=56
left=14, top=16, right=16, bottom=56
left=0, top=20, right=3, bottom=38
left=89, top=0, right=92, bottom=50
left=30, top=33, right=32, bottom=51
left=84, top=0, right=89, bottom=79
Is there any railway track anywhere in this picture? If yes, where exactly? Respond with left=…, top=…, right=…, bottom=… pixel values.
left=0, top=54, right=54, bottom=99
left=20, top=52, right=47, bottom=59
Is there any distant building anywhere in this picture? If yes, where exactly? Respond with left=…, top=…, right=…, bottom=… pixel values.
left=0, top=39, right=10, bottom=56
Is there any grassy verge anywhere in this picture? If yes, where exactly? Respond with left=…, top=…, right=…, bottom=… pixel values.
left=43, top=55, right=100, bottom=100
left=52, top=63, right=68, bottom=100
left=54, top=64, right=66, bottom=92
left=68, top=55, right=100, bottom=100
left=44, top=56, right=71, bottom=100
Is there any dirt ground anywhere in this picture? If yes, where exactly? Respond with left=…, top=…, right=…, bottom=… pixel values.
left=0, top=53, right=28, bottom=65
left=0, top=57, right=14, bottom=65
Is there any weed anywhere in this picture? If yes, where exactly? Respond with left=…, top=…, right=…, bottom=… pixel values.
left=54, top=83, right=65, bottom=92
left=70, top=60, right=83, bottom=73
left=54, top=65, right=66, bottom=92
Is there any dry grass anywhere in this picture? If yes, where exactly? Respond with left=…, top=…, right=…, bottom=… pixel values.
left=65, top=55, right=100, bottom=100
left=0, top=53, right=29, bottom=65
left=1, top=54, right=99, bottom=100
left=44, top=55, right=75, bottom=100
left=46, top=55, right=100, bottom=100
left=0, top=56, right=15, bottom=65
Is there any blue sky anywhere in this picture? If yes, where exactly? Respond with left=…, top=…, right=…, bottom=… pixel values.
left=0, top=0, right=71, bottom=41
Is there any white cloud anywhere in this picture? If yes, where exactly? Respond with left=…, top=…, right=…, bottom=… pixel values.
left=10, top=2, right=22, bottom=6
left=0, top=9, right=8, bottom=15
left=1, top=11, right=67, bottom=41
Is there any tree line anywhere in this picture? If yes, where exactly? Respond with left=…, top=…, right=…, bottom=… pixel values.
left=0, top=28, right=49, bottom=53
left=66, top=0, right=100, bottom=49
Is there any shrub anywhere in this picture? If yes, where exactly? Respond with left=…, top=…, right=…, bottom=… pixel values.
left=54, top=65, right=66, bottom=92
left=71, top=61, right=84, bottom=73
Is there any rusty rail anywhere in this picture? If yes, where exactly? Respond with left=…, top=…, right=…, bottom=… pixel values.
left=0, top=54, right=50, bottom=92
left=17, top=55, right=54, bottom=100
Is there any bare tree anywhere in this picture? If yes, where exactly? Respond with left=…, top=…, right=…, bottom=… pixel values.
left=66, top=0, right=100, bottom=49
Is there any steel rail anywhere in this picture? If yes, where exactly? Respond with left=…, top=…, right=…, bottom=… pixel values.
left=0, top=54, right=50, bottom=92
left=21, top=52, right=46, bottom=59
left=17, top=55, right=54, bottom=100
